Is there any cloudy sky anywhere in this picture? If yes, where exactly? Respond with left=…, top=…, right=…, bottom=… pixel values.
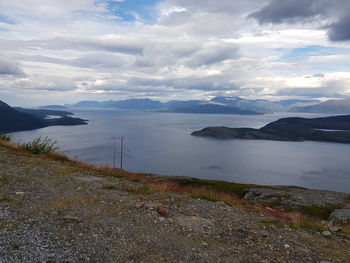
left=1, top=0, right=350, bottom=106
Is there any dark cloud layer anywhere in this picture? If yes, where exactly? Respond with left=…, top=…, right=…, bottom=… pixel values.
left=0, top=57, right=25, bottom=76
left=250, top=0, right=350, bottom=41
left=328, top=15, right=350, bottom=41
left=250, top=0, right=325, bottom=24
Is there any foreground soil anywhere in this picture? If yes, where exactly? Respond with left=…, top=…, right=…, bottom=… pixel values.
left=0, top=146, right=349, bottom=263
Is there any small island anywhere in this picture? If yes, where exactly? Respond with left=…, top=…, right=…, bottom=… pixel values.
left=191, top=115, right=350, bottom=143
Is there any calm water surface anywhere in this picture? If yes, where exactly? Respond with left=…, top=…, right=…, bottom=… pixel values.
left=9, top=110, right=350, bottom=193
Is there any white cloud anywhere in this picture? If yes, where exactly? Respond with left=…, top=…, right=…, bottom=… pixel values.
left=0, top=0, right=349, bottom=105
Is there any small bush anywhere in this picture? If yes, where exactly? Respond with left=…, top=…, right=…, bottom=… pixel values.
left=18, top=137, right=60, bottom=155
left=102, top=184, right=119, bottom=190
left=0, top=134, right=11, bottom=141
left=123, top=183, right=170, bottom=195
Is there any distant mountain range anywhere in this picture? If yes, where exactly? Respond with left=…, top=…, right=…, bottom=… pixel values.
left=192, top=115, right=350, bottom=144
left=38, top=105, right=68, bottom=109
left=289, top=98, right=350, bottom=114
left=0, top=100, right=87, bottom=133
left=159, top=104, right=263, bottom=115
left=65, top=97, right=320, bottom=114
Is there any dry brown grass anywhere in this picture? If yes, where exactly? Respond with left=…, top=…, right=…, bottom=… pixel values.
left=255, top=206, right=326, bottom=231
left=0, top=140, right=19, bottom=151
left=44, top=197, right=98, bottom=210
left=0, top=195, right=20, bottom=205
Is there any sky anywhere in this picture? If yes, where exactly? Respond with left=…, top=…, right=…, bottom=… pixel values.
left=1, top=0, right=350, bottom=106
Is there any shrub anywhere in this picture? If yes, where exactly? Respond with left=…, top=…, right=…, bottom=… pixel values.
left=169, top=177, right=268, bottom=198
left=0, top=134, right=11, bottom=141
left=18, top=137, right=61, bottom=155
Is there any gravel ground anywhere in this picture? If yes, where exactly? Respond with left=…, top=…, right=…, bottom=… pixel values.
left=0, top=146, right=349, bottom=263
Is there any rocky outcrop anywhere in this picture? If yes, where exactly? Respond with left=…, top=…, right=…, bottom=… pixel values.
left=329, top=208, right=350, bottom=223
left=243, top=187, right=350, bottom=208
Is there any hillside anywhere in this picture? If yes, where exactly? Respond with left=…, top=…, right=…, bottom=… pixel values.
left=210, top=97, right=284, bottom=112
left=0, top=100, right=87, bottom=133
left=0, top=144, right=349, bottom=262
left=0, top=100, right=45, bottom=133
left=192, top=115, right=350, bottom=143
left=289, top=98, right=350, bottom=114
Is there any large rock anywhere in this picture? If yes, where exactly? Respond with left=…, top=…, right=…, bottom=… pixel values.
left=244, top=187, right=350, bottom=208
left=329, top=209, right=350, bottom=222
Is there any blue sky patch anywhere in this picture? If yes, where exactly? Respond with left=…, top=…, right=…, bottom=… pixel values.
left=277, top=45, right=350, bottom=62
left=105, top=0, right=163, bottom=23
left=0, top=14, right=16, bottom=25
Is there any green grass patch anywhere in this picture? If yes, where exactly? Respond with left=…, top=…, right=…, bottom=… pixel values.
left=169, top=177, right=270, bottom=198
left=102, top=173, right=125, bottom=179
left=123, top=184, right=169, bottom=195
left=102, top=184, right=119, bottom=190
left=0, top=134, right=11, bottom=141
left=260, top=219, right=281, bottom=227
left=18, top=137, right=61, bottom=155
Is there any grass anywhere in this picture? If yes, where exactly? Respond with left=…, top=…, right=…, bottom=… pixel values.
left=0, top=219, right=18, bottom=230
left=0, top=134, right=11, bottom=141
left=44, top=197, right=98, bottom=210
left=257, top=206, right=326, bottom=231
left=102, top=184, right=119, bottom=190
left=260, top=219, right=281, bottom=227
left=122, top=183, right=170, bottom=195
left=17, top=137, right=61, bottom=155
left=285, top=204, right=344, bottom=220
left=0, top=194, right=20, bottom=204
left=168, top=177, right=271, bottom=198
left=286, top=213, right=325, bottom=231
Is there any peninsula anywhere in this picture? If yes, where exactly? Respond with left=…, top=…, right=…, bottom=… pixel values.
left=191, top=115, right=350, bottom=143
left=0, top=100, right=87, bottom=133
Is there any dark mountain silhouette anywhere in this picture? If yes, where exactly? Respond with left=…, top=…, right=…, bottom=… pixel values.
left=0, top=100, right=87, bottom=133
left=192, top=115, right=350, bottom=143
left=14, top=108, right=74, bottom=118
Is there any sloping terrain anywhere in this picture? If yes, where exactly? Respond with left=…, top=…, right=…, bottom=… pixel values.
left=0, top=100, right=87, bottom=133
left=0, top=145, right=349, bottom=262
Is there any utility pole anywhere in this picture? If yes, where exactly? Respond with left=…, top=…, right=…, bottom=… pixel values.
left=111, top=137, right=117, bottom=169
left=111, top=136, right=126, bottom=169
left=120, top=137, right=125, bottom=169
